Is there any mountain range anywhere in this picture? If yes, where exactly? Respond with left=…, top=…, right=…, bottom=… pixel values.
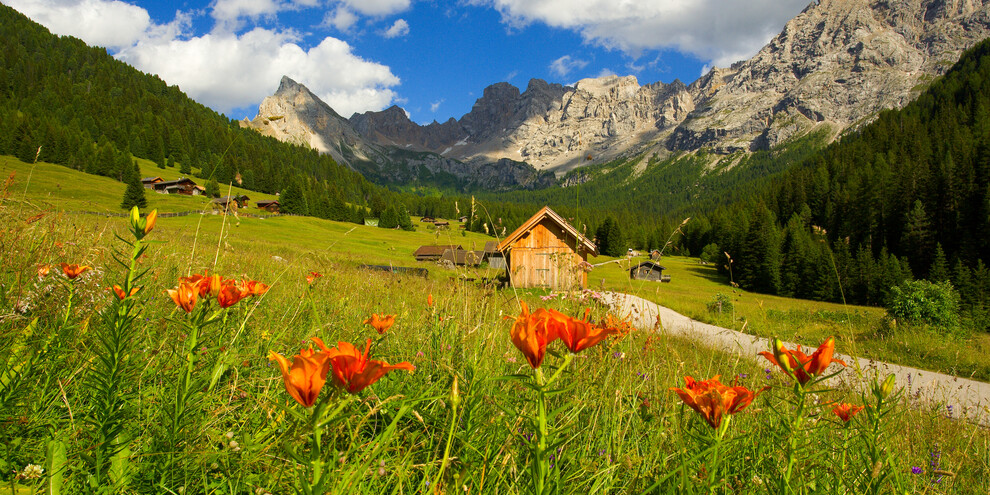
left=241, top=0, right=990, bottom=189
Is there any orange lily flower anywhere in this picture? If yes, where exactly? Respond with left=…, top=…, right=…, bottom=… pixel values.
left=217, top=281, right=250, bottom=308
left=179, top=272, right=210, bottom=297
left=37, top=264, right=51, bottom=278
left=306, top=272, right=322, bottom=285
left=832, top=403, right=865, bottom=422
left=364, top=313, right=396, bottom=334
left=427, top=294, right=434, bottom=307
left=60, top=263, right=91, bottom=279
left=509, top=301, right=559, bottom=368
left=268, top=346, right=330, bottom=407
left=600, top=313, right=633, bottom=338
left=110, top=285, right=140, bottom=300
left=670, top=375, right=767, bottom=429
left=759, top=336, right=847, bottom=385
left=166, top=281, right=198, bottom=313
left=554, top=308, right=611, bottom=353
left=240, top=279, right=269, bottom=296
left=314, top=338, right=414, bottom=394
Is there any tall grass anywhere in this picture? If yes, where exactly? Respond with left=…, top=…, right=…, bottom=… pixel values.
left=0, top=189, right=988, bottom=493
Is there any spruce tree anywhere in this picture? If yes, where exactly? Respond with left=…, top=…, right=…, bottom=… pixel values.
left=279, top=180, right=308, bottom=215
left=120, top=162, right=147, bottom=210
left=398, top=204, right=414, bottom=231
left=205, top=177, right=220, bottom=198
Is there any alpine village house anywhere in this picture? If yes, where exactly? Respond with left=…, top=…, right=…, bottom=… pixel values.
left=496, top=206, right=598, bottom=290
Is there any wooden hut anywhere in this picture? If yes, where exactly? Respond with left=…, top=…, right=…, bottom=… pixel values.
left=414, top=244, right=463, bottom=262
left=440, top=249, right=484, bottom=267
left=630, top=261, right=669, bottom=282
left=256, top=200, right=280, bottom=213
left=496, top=206, right=598, bottom=290
left=141, top=176, right=163, bottom=189
left=484, top=241, right=506, bottom=270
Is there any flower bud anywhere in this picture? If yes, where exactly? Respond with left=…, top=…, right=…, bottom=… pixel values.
left=771, top=338, right=794, bottom=374
left=879, top=374, right=896, bottom=400
left=144, top=209, right=158, bottom=234
left=450, top=375, right=461, bottom=410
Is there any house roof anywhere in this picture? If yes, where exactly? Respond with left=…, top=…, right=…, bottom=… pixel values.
left=497, top=206, right=598, bottom=256
left=255, top=200, right=279, bottom=206
left=484, top=241, right=500, bottom=254
left=433, top=220, right=450, bottom=225
left=154, top=177, right=197, bottom=187
left=630, top=261, right=666, bottom=272
left=414, top=244, right=462, bottom=257
left=141, top=176, right=163, bottom=183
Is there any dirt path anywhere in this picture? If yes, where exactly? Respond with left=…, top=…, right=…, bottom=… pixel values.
left=603, top=292, right=990, bottom=425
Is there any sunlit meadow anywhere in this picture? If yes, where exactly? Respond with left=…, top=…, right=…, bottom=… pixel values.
left=1, top=171, right=989, bottom=494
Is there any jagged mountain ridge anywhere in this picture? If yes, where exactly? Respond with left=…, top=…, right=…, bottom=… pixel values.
left=239, top=77, right=555, bottom=190
left=246, top=0, right=990, bottom=176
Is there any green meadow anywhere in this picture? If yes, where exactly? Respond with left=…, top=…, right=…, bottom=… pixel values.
left=1, top=156, right=988, bottom=493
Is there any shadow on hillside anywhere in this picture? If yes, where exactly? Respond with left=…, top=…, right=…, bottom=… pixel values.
left=684, top=264, right=730, bottom=285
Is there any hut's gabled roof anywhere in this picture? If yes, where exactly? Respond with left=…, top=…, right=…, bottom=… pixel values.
left=414, top=244, right=463, bottom=257
left=497, top=206, right=598, bottom=256
left=629, top=261, right=666, bottom=272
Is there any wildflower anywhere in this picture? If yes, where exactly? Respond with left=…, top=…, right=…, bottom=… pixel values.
left=306, top=271, right=322, bottom=285
left=314, top=338, right=414, bottom=394
left=669, top=375, right=767, bottom=429
left=240, top=279, right=270, bottom=296
left=911, top=466, right=923, bottom=475
left=554, top=308, right=611, bottom=353
left=60, top=263, right=91, bottom=279
left=364, top=313, right=396, bottom=334
left=428, top=294, right=434, bottom=307
left=180, top=272, right=221, bottom=297
left=217, top=281, right=250, bottom=308
left=832, top=403, right=865, bottom=422
left=37, top=264, right=51, bottom=279
left=228, top=440, right=240, bottom=452
left=508, top=301, right=558, bottom=368
left=19, top=464, right=44, bottom=480
left=268, top=346, right=330, bottom=407
left=759, top=336, right=847, bottom=385
left=110, top=284, right=140, bottom=300
left=166, top=281, right=198, bottom=313
left=143, top=209, right=158, bottom=234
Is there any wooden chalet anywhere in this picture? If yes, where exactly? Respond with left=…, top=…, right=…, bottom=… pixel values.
left=496, top=206, right=598, bottom=290
left=152, top=177, right=198, bottom=195
left=255, top=200, right=280, bottom=213
left=211, top=195, right=250, bottom=212
left=433, top=220, right=450, bottom=230
left=420, top=216, right=436, bottom=223
left=414, top=244, right=462, bottom=262
left=650, top=250, right=663, bottom=261
left=630, top=261, right=669, bottom=282
left=458, top=216, right=469, bottom=223
left=141, top=176, right=163, bottom=189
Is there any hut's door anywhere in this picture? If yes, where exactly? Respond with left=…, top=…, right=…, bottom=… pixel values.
left=534, top=252, right=552, bottom=288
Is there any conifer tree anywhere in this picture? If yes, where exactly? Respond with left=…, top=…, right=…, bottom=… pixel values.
left=120, top=162, right=147, bottom=210
left=205, top=177, right=220, bottom=198
left=279, top=180, right=308, bottom=215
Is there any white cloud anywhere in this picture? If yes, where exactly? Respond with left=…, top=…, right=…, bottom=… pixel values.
left=117, top=28, right=400, bottom=117
left=8, top=0, right=403, bottom=117
left=596, top=68, right=616, bottom=78
left=335, top=0, right=410, bottom=17
left=484, top=0, right=809, bottom=67
left=324, top=6, right=359, bottom=31
left=4, top=0, right=151, bottom=49
left=430, top=98, right=444, bottom=112
left=382, top=18, right=409, bottom=38
left=549, top=55, right=588, bottom=77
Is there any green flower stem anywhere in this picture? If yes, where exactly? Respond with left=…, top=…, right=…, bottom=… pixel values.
left=782, top=385, right=807, bottom=494
left=708, top=416, right=731, bottom=494
left=531, top=353, right=574, bottom=495
left=433, top=389, right=460, bottom=493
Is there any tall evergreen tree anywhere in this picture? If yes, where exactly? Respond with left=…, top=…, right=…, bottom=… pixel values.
left=279, top=179, right=308, bottom=215
left=120, top=162, right=147, bottom=210
left=205, top=177, right=220, bottom=198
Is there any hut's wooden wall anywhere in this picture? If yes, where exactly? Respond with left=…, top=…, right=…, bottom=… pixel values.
left=506, top=219, right=589, bottom=290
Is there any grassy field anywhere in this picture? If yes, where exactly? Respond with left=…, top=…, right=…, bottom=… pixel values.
left=1, top=156, right=988, bottom=493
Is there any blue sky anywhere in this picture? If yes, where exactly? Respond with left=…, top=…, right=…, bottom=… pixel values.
left=4, top=0, right=810, bottom=124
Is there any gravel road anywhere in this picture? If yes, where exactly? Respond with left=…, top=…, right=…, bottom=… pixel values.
left=603, top=291, right=990, bottom=425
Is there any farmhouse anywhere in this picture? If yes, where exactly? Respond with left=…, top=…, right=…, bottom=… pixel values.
left=433, top=220, right=450, bottom=230
left=496, top=206, right=598, bottom=290
left=420, top=216, right=436, bottom=223
left=152, top=177, right=198, bottom=195
left=414, top=244, right=463, bottom=262
left=141, top=176, right=163, bottom=189
left=211, top=195, right=250, bottom=212
left=630, top=261, right=669, bottom=282
left=255, top=200, right=280, bottom=213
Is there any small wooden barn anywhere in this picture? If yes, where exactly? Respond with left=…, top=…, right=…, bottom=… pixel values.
left=414, top=244, right=463, bottom=262
left=152, top=177, right=198, bottom=195
left=141, top=176, right=163, bottom=189
left=440, top=249, right=484, bottom=267
left=630, top=261, right=669, bottom=282
left=496, top=206, right=598, bottom=290
left=484, top=241, right=506, bottom=270
left=256, top=200, right=280, bottom=213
